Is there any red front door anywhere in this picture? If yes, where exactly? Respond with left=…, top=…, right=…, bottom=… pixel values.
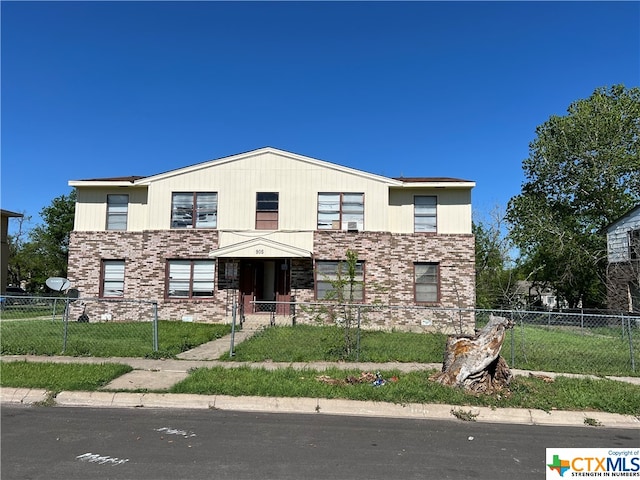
left=239, top=259, right=290, bottom=314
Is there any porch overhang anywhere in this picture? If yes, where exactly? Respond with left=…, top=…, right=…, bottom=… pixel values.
left=208, top=237, right=312, bottom=258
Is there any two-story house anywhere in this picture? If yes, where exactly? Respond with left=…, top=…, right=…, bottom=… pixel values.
left=605, top=204, right=640, bottom=313
left=67, top=147, right=476, bottom=331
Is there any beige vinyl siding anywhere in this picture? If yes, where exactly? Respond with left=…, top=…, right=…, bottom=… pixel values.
left=144, top=151, right=393, bottom=232
left=74, top=187, right=148, bottom=231
left=72, top=151, right=473, bottom=235
left=388, top=188, right=472, bottom=234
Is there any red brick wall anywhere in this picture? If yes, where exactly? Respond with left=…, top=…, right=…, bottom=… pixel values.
left=68, top=230, right=227, bottom=322
left=68, top=229, right=475, bottom=331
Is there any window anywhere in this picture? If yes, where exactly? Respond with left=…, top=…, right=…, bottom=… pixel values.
left=101, top=260, right=125, bottom=297
left=167, top=260, right=215, bottom=298
left=316, top=260, right=364, bottom=301
left=317, top=193, right=364, bottom=230
left=414, top=263, right=439, bottom=303
left=171, top=192, right=218, bottom=228
left=106, top=194, right=128, bottom=230
left=630, top=229, right=640, bottom=261
left=256, top=192, right=279, bottom=230
left=414, top=196, right=437, bottom=233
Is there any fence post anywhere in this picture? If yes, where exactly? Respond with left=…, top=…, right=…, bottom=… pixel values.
left=356, top=305, right=361, bottom=362
left=510, top=323, right=515, bottom=368
left=626, top=314, right=636, bottom=373
left=62, top=297, right=70, bottom=353
left=292, top=297, right=296, bottom=326
left=152, top=302, right=158, bottom=352
left=229, top=300, right=236, bottom=357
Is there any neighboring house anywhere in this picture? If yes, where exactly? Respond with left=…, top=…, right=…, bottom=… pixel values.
left=67, top=147, right=476, bottom=331
left=605, top=204, right=640, bottom=313
left=514, top=280, right=565, bottom=311
left=1, top=209, right=24, bottom=294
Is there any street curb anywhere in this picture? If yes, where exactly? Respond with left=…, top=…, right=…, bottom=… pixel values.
left=0, top=387, right=50, bottom=405
left=2, top=387, right=639, bottom=429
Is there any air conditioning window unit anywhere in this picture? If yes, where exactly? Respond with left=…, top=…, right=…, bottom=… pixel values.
left=342, top=221, right=363, bottom=232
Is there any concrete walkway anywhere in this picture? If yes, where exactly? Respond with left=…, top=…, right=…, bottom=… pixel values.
left=1, top=329, right=639, bottom=429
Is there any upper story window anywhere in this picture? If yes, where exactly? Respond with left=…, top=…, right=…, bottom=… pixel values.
left=101, top=259, right=125, bottom=297
left=166, top=259, right=215, bottom=298
left=414, top=262, right=439, bottom=303
left=317, top=193, right=364, bottom=231
left=414, top=196, right=437, bottom=233
left=630, top=228, right=640, bottom=261
left=172, top=192, right=217, bottom=229
left=315, top=260, right=364, bottom=301
left=106, top=194, right=128, bottom=230
left=256, top=192, right=279, bottom=230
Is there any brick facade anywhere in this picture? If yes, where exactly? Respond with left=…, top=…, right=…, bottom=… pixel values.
left=68, top=229, right=475, bottom=332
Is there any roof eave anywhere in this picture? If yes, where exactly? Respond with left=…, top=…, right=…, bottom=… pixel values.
left=68, top=180, right=147, bottom=188
left=393, top=181, right=476, bottom=189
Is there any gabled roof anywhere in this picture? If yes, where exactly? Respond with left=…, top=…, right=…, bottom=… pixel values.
left=69, top=147, right=475, bottom=189
left=604, top=204, right=640, bottom=233
left=209, top=237, right=312, bottom=258
left=134, top=147, right=403, bottom=186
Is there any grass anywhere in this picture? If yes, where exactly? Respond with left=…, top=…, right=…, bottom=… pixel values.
left=1, top=361, right=637, bottom=416
left=0, top=320, right=231, bottom=358
left=0, top=361, right=132, bottom=391
left=223, top=324, right=448, bottom=363
left=1, top=321, right=639, bottom=416
left=169, top=365, right=640, bottom=416
left=224, top=324, right=639, bottom=377
left=506, top=324, right=640, bottom=376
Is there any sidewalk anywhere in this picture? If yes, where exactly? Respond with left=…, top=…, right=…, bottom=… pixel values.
left=2, top=330, right=639, bottom=429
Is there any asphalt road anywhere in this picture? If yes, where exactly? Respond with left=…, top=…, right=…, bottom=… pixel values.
left=1, top=405, right=638, bottom=480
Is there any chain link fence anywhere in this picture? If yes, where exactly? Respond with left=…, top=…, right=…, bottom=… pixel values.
left=242, top=301, right=639, bottom=376
left=2, top=295, right=638, bottom=376
left=479, top=308, right=638, bottom=377
left=0, top=296, right=158, bottom=357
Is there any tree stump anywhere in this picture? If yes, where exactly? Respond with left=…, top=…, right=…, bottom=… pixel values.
left=430, top=314, right=513, bottom=394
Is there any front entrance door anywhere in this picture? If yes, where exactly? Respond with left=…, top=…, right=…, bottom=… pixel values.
left=239, top=259, right=291, bottom=314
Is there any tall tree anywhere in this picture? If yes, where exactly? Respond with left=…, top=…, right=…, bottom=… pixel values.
left=11, top=190, right=77, bottom=290
left=6, top=214, right=31, bottom=288
left=474, top=207, right=519, bottom=309
left=506, top=85, right=640, bottom=308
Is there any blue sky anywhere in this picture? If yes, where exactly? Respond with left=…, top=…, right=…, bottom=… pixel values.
left=2, top=1, right=638, bottom=230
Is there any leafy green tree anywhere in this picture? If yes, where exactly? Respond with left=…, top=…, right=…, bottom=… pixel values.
left=8, top=190, right=76, bottom=291
left=506, top=85, right=640, bottom=308
left=474, top=207, right=521, bottom=309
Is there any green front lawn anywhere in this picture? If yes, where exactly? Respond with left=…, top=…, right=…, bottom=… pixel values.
left=0, top=361, right=132, bottom=391
left=171, top=365, right=640, bottom=416
left=0, top=320, right=231, bottom=358
left=225, top=324, right=639, bottom=377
